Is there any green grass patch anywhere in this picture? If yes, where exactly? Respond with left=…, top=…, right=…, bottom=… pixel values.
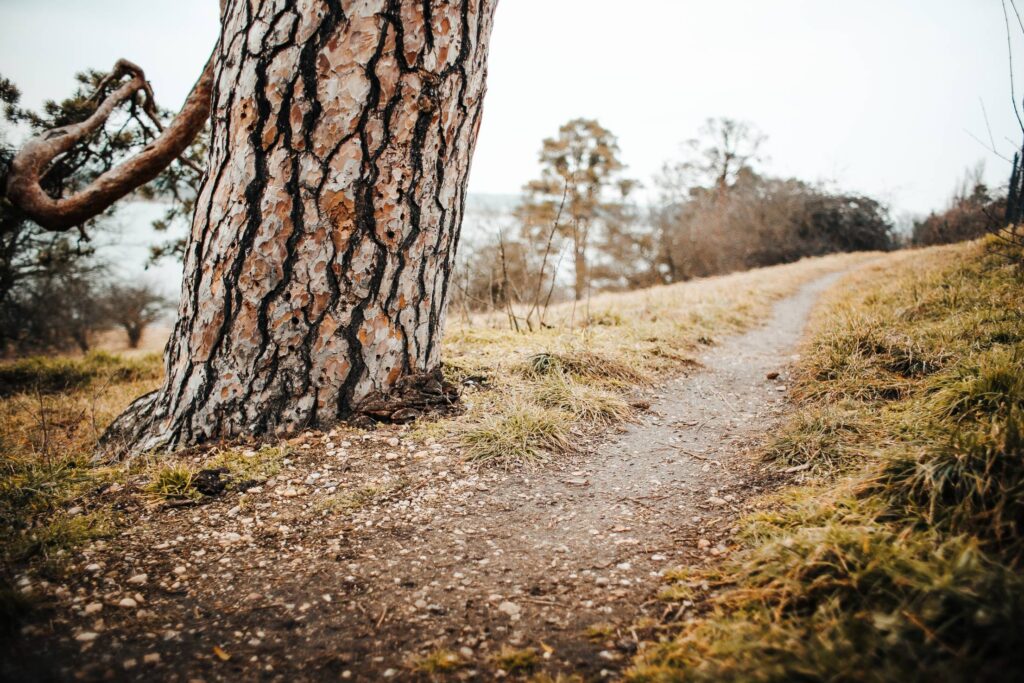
left=143, top=463, right=200, bottom=502
left=206, top=445, right=287, bottom=485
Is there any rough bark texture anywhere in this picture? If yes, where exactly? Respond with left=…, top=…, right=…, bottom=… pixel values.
left=107, top=0, right=496, bottom=453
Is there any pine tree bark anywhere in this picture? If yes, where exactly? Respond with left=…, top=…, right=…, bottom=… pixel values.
left=105, top=0, right=497, bottom=454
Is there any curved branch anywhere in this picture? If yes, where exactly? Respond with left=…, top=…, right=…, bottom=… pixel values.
left=4, top=54, right=215, bottom=232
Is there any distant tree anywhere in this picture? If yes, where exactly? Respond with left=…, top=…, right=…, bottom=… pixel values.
left=652, top=119, right=768, bottom=278
left=652, top=120, right=892, bottom=281
left=678, top=118, right=766, bottom=193
left=102, top=281, right=170, bottom=349
left=797, top=191, right=894, bottom=255
left=518, top=119, right=636, bottom=300
left=913, top=166, right=1006, bottom=246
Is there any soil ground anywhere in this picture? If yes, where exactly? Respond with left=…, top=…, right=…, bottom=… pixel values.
left=4, top=270, right=849, bottom=682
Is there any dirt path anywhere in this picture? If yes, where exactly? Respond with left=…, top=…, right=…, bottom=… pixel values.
left=8, top=271, right=847, bottom=682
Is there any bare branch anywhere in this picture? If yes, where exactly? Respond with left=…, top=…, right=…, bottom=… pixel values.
left=4, top=53, right=215, bottom=232
left=1003, top=0, right=1024, bottom=135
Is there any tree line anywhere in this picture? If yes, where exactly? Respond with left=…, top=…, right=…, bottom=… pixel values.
left=453, top=117, right=896, bottom=320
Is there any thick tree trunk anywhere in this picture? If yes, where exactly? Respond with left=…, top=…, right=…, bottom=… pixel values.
left=106, top=0, right=496, bottom=454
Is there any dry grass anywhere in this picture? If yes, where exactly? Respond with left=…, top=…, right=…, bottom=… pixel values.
left=0, top=354, right=161, bottom=574
left=629, top=239, right=1024, bottom=682
left=437, top=251, right=876, bottom=465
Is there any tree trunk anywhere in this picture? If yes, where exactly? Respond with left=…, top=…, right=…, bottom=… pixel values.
left=124, top=323, right=143, bottom=349
left=573, top=227, right=588, bottom=301
left=105, top=0, right=496, bottom=454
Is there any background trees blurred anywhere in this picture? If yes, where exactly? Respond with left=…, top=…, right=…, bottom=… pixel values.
left=452, top=116, right=896, bottom=324
left=0, top=71, right=187, bottom=354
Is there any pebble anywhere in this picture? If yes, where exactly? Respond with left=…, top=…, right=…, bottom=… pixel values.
left=143, top=653, right=161, bottom=665
left=75, top=632, right=99, bottom=642
left=84, top=602, right=103, bottom=615
left=127, top=573, right=148, bottom=585
left=498, top=601, right=521, bottom=621
left=118, top=597, right=138, bottom=608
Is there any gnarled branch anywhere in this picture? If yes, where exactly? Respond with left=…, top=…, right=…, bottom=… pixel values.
left=4, top=54, right=215, bottom=232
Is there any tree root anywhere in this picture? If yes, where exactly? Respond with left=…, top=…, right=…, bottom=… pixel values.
left=352, top=367, right=460, bottom=425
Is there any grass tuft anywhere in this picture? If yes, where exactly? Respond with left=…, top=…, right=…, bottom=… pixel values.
left=412, top=648, right=465, bottom=674
left=525, top=350, right=649, bottom=386
left=763, top=402, right=867, bottom=477
left=492, top=646, right=539, bottom=675
left=534, top=372, right=632, bottom=423
left=143, top=463, right=200, bottom=502
left=460, top=400, right=571, bottom=466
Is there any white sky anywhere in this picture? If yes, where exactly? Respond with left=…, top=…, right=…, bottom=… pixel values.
left=1, top=0, right=1022, bottom=217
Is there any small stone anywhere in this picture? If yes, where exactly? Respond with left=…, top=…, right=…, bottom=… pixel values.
left=127, top=573, right=148, bottom=585
left=84, top=602, right=103, bottom=615
left=123, top=659, right=137, bottom=670
left=459, top=646, right=474, bottom=659
left=386, top=437, right=400, bottom=447
left=697, top=538, right=711, bottom=549
left=118, top=597, right=138, bottom=608
left=766, top=372, right=780, bottom=380
left=707, top=496, right=728, bottom=507
left=75, top=631, right=99, bottom=642
left=383, top=668, right=397, bottom=678
left=497, top=601, right=521, bottom=621
left=85, top=563, right=102, bottom=573
left=143, top=653, right=161, bottom=665
left=651, top=554, right=667, bottom=561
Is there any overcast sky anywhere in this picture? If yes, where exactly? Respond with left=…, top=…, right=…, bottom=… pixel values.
left=0, top=0, right=1021, bottom=217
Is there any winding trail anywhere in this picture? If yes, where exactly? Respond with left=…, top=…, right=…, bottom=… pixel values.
left=12, top=270, right=850, bottom=682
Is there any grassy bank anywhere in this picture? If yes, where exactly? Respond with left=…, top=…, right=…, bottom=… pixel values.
left=628, top=240, right=1024, bottom=681
left=437, top=251, right=874, bottom=466
left=0, top=253, right=870, bottom=582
